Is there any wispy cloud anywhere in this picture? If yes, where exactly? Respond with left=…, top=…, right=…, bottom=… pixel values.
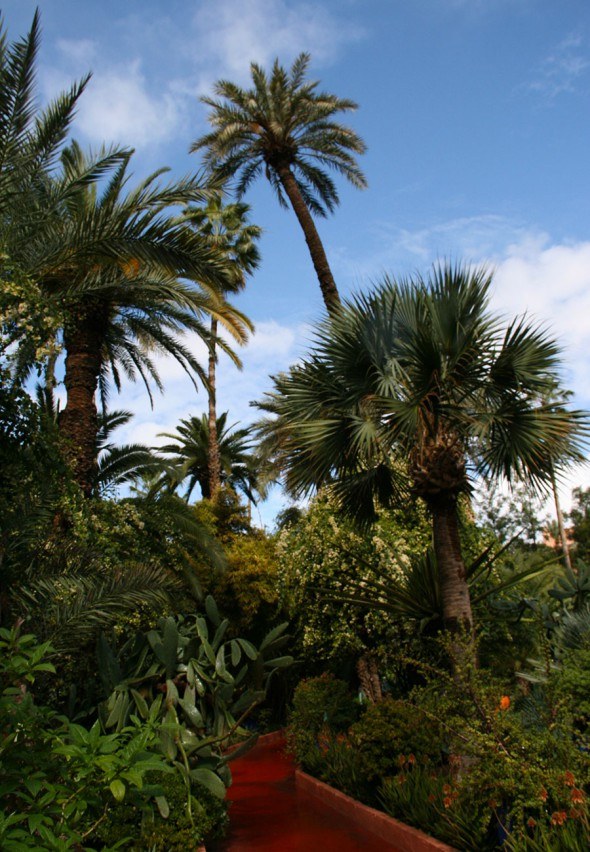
left=524, top=33, right=590, bottom=101
left=191, top=0, right=364, bottom=87
left=332, top=214, right=533, bottom=286
left=41, top=0, right=364, bottom=151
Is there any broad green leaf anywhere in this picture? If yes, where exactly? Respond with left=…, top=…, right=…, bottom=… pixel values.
left=215, top=646, right=226, bottom=676
left=237, top=638, right=257, bottom=660
left=190, top=767, right=227, bottom=799
left=130, top=688, right=149, bottom=719
left=230, top=640, right=241, bottom=667
left=110, top=779, right=126, bottom=802
left=259, top=622, right=288, bottom=651
left=155, top=795, right=170, bottom=818
left=205, top=595, right=221, bottom=626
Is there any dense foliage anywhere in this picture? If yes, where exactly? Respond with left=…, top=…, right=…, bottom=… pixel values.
left=2, top=10, right=590, bottom=852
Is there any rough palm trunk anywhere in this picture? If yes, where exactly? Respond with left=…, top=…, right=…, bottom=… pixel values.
left=276, top=164, right=341, bottom=316
left=59, top=312, right=104, bottom=497
left=207, top=317, right=222, bottom=500
left=431, top=497, right=474, bottom=635
left=356, top=653, right=383, bottom=704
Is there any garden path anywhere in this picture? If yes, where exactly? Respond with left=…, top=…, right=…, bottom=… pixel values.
left=210, top=733, right=401, bottom=852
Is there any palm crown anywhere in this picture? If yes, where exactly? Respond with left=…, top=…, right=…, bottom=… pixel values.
left=192, top=53, right=367, bottom=313
left=25, top=143, right=250, bottom=496
left=159, top=412, right=258, bottom=503
left=258, top=264, right=589, bottom=634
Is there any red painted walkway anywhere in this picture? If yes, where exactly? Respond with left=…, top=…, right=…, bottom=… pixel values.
left=211, top=735, right=401, bottom=852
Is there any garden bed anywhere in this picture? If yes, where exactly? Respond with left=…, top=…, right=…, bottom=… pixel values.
left=296, top=768, right=456, bottom=852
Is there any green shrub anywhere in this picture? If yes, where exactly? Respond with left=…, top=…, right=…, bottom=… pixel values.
left=348, top=697, right=444, bottom=783
left=93, top=771, right=228, bottom=850
left=0, top=625, right=168, bottom=850
left=287, top=674, right=358, bottom=767
left=380, top=763, right=495, bottom=851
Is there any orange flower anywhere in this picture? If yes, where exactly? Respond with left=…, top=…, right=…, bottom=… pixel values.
left=397, top=774, right=407, bottom=785
left=443, top=796, right=453, bottom=809
left=550, top=811, right=567, bottom=827
left=407, top=753, right=416, bottom=765
left=527, top=817, right=537, bottom=829
left=499, top=695, right=511, bottom=711
left=442, top=784, right=452, bottom=795
left=571, top=788, right=585, bottom=804
left=564, top=770, right=575, bottom=787
left=540, top=787, right=548, bottom=802
left=398, top=754, right=406, bottom=766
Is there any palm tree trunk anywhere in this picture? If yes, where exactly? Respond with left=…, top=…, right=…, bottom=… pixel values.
left=59, top=312, right=104, bottom=497
left=356, top=653, right=383, bottom=703
left=431, top=497, right=474, bottom=636
left=276, top=164, right=341, bottom=316
left=208, top=317, right=221, bottom=500
left=550, top=463, right=572, bottom=572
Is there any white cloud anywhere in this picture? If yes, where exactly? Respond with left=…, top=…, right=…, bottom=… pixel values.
left=524, top=33, right=590, bottom=101
left=492, top=236, right=590, bottom=400
left=41, top=0, right=364, bottom=151
left=56, top=38, right=97, bottom=64
left=334, top=214, right=532, bottom=284
left=75, top=61, right=183, bottom=148
left=191, top=0, right=364, bottom=86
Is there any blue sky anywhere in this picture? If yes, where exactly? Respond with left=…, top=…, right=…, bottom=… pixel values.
left=5, top=0, right=590, bottom=524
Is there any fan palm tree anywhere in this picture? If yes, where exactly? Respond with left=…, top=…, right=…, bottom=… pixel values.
left=13, top=142, right=251, bottom=496
left=184, top=195, right=261, bottom=498
left=192, top=53, right=367, bottom=315
left=159, top=411, right=258, bottom=503
left=257, top=263, right=589, bottom=644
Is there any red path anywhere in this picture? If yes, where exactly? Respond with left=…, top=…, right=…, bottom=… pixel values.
left=211, top=735, right=401, bottom=852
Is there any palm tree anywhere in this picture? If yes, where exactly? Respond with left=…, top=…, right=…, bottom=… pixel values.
left=257, top=264, right=588, bottom=645
left=184, top=195, right=261, bottom=498
left=15, top=143, right=251, bottom=496
left=94, top=410, right=165, bottom=497
left=159, top=412, right=258, bottom=503
left=191, top=53, right=367, bottom=315
left=0, top=11, right=90, bottom=223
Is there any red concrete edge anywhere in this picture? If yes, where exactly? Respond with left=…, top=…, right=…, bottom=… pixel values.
left=254, top=729, right=286, bottom=748
left=295, top=769, right=456, bottom=852
left=223, top=728, right=285, bottom=756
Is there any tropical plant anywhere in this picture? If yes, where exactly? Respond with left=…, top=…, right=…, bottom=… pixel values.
left=277, top=491, right=431, bottom=662
left=99, top=597, right=293, bottom=814
left=192, top=52, right=367, bottom=314
left=184, top=194, right=260, bottom=497
left=0, top=624, right=169, bottom=850
left=24, top=142, right=252, bottom=496
left=258, top=264, right=588, bottom=657
left=159, top=411, right=258, bottom=502
left=568, top=486, right=590, bottom=563
left=95, top=409, right=165, bottom=497
left=0, top=11, right=89, bottom=232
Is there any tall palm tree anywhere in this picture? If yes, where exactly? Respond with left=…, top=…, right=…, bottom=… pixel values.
left=257, top=264, right=588, bottom=644
left=184, top=195, right=261, bottom=498
left=159, top=412, right=258, bottom=503
left=14, top=143, right=251, bottom=496
left=191, top=53, right=367, bottom=315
